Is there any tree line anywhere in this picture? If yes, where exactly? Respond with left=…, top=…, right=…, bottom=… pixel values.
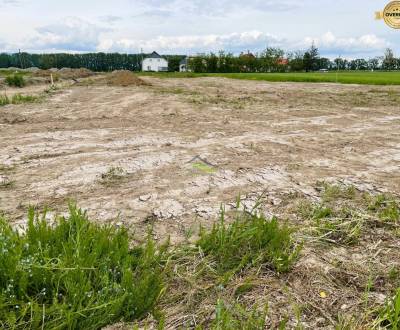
left=0, top=52, right=185, bottom=72
left=0, top=46, right=398, bottom=73
left=188, top=46, right=400, bottom=73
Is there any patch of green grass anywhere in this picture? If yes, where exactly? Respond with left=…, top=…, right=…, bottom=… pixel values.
left=100, top=166, right=126, bottom=185
left=299, top=183, right=399, bottom=245
left=206, top=300, right=267, bottom=330
left=0, top=94, right=40, bottom=107
left=0, top=70, right=29, bottom=77
left=197, top=209, right=300, bottom=280
left=0, top=205, right=168, bottom=329
left=366, top=194, right=400, bottom=223
left=5, top=74, right=26, bottom=88
left=138, top=71, right=400, bottom=86
left=319, top=182, right=356, bottom=202
left=192, top=162, right=216, bottom=174
left=374, top=289, right=400, bottom=329
left=389, top=268, right=400, bottom=285
left=311, top=206, right=362, bottom=245
left=234, top=282, right=256, bottom=298
left=0, top=179, right=15, bottom=189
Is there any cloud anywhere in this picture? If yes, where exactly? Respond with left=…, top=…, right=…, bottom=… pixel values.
left=98, top=15, right=123, bottom=24
left=97, top=30, right=284, bottom=54
left=0, top=0, right=21, bottom=6
left=135, top=0, right=304, bottom=17
left=97, top=30, right=389, bottom=58
left=301, top=32, right=389, bottom=56
left=29, top=17, right=109, bottom=52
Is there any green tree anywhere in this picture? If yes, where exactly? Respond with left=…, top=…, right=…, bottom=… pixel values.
left=303, top=43, right=319, bottom=71
left=383, top=48, right=396, bottom=70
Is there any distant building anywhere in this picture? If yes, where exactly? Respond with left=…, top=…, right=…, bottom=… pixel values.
left=142, top=51, right=168, bottom=72
left=179, top=57, right=189, bottom=72
left=277, top=58, right=289, bottom=66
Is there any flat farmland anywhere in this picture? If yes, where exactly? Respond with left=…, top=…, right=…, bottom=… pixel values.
left=1, top=74, right=400, bottom=328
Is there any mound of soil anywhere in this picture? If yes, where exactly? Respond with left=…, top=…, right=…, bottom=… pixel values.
left=33, top=68, right=94, bottom=80
left=59, top=68, right=94, bottom=79
left=107, top=70, right=149, bottom=87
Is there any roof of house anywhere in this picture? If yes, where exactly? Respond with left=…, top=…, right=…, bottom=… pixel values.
left=179, top=57, right=188, bottom=65
left=145, top=51, right=165, bottom=59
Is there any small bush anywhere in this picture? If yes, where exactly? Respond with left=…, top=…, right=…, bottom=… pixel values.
left=5, top=74, right=26, bottom=88
left=197, top=210, right=300, bottom=278
left=0, top=205, right=168, bottom=329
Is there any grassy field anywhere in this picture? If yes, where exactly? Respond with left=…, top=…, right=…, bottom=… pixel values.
left=139, top=71, right=400, bottom=85
left=1, top=184, right=400, bottom=329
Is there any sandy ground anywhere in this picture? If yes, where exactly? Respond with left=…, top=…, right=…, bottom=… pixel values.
left=0, top=77, right=399, bottom=241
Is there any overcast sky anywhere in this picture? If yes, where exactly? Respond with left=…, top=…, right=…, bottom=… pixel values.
left=0, top=0, right=399, bottom=58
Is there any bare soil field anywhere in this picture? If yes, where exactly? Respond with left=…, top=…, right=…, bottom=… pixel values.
left=1, top=77, right=399, bottom=237
left=1, top=75, right=400, bottom=328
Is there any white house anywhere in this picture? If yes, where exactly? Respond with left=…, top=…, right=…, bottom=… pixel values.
left=142, top=51, right=168, bottom=72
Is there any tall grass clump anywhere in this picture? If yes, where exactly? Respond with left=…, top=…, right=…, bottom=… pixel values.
left=197, top=209, right=300, bottom=279
left=375, top=289, right=400, bottom=329
left=0, top=205, right=168, bottom=329
left=0, top=95, right=10, bottom=106
left=207, top=300, right=267, bottom=330
left=0, top=94, right=39, bottom=107
left=5, top=74, right=26, bottom=88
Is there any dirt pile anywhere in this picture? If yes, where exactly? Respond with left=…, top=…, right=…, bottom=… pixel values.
left=59, top=68, right=94, bottom=79
left=33, top=68, right=94, bottom=80
left=106, top=70, right=149, bottom=87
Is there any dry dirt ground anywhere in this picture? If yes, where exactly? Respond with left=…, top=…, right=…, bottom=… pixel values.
left=1, top=75, right=400, bottom=328
left=1, top=76, right=399, bottom=240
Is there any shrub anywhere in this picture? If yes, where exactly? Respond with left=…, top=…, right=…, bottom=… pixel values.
left=197, top=209, right=300, bottom=279
left=5, top=74, right=26, bottom=88
left=0, top=205, right=168, bottom=329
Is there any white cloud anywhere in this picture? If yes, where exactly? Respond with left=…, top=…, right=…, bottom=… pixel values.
left=0, top=0, right=21, bottom=5
left=302, top=32, right=389, bottom=55
left=96, top=30, right=390, bottom=58
left=97, top=30, right=284, bottom=54
left=29, top=17, right=110, bottom=52
left=98, top=15, right=123, bottom=24
left=134, top=0, right=304, bottom=17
